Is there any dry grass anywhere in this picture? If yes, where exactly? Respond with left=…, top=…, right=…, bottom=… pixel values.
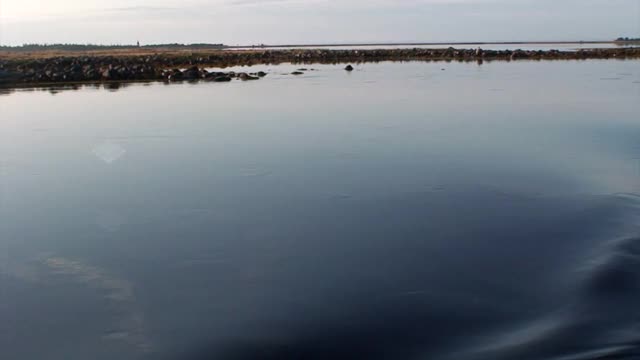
left=0, top=48, right=260, bottom=60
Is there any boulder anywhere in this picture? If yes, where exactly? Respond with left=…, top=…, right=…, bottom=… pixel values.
left=0, top=69, right=21, bottom=84
left=212, top=76, right=232, bottom=82
left=182, top=66, right=201, bottom=80
left=238, top=72, right=259, bottom=80
left=345, top=65, right=354, bottom=71
left=85, top=69, right=98, bottom=80
left=51, top=72, right=64, bottom=81
left=510, top=50, right=526, bottom=61
left=101, top=69, right=114, bottom=80
left=169, top=71, right=184, bottom=81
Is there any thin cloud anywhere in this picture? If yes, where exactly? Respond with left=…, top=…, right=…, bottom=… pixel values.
left=108, top=6, right=180, bottom=13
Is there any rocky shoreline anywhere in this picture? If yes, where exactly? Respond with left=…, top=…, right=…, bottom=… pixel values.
left=1, top=47, right=639, bottom=87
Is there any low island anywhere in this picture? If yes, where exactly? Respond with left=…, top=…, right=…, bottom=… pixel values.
left=1, top=42, right=639, bottom=87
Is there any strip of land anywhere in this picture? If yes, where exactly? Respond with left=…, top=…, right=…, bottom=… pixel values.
left=1, top=47, right=639, bottom=87
left=3, top=40, right=637, bottom=53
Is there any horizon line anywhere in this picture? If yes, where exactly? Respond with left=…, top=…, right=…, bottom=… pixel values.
left=2, top=39, right=635, bottom=49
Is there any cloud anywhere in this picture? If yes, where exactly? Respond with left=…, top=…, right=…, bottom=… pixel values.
left=108, top=6, right=180, bottom=13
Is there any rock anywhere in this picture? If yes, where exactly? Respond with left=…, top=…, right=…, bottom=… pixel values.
left=182, top=66, right=201, bottom=80
left=101, top=69, right=114, bottom=80
left=0, top=69, right=21, bottom=84
left=205, top=72, right=226, bottom=78
left=291, top=71, right=304, bottom=75
left=168, top=70, right=184, bottom=81
left=51, top=72, right=63, bottom=81
left=238, top=72, right=259, bottom=80
left=510, top=49, right=526, bottom=61
left=257, top=71, right=267, bottom=77
left=85, top=69, right=98, bottom=80
left=212, top=76, right=232, bottom=82
left=345, top=65, right=354, bottom=71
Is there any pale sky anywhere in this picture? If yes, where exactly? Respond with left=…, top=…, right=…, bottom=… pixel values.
left=0, top=0, right=638, bottom=45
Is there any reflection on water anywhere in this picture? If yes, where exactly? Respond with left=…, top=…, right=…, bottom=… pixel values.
left=0, top=82, right=134, bottom=96
left=1, top=60, right=640, bottom=360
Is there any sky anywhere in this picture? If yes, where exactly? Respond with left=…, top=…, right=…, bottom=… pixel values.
left=0, top=0, right=638, bottom=45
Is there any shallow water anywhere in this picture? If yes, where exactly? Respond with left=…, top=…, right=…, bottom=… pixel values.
left=1, top=60, right=640, bottom=360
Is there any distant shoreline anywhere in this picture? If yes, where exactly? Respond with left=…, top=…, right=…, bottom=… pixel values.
left=229, top=41, right=621, bottom=49
left=2, top=40, right=637, bottom=53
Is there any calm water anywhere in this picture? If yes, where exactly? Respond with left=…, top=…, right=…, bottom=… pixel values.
left=231, top=43, right=640, bottom=51
left=1, top=60, right=640, bottom=360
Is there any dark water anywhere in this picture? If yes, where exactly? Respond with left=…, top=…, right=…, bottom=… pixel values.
left=1, top=60, right=640, bottom=360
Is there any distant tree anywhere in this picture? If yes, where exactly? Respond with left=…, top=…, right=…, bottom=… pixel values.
left=616, top=37, right=640, bottom=42
left=0, top=43, right=228, bottom=51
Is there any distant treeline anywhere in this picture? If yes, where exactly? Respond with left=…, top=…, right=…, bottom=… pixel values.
left=0, top=43, right=227, bottom=51
left=615, top=37, right=640, bottom=42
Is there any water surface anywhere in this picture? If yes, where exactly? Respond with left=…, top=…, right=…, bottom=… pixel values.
left=231, top=43, right=640, bottom=51
left=1, top=60, right=640, bottom=360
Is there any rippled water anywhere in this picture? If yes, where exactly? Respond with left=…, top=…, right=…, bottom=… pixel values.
left=1, top=60, right=640, bottom=360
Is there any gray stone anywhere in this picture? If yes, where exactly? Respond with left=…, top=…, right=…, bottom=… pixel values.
left=238, top=72, right=259, bottom=80
left=212, top=76, right=232, bottom=82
